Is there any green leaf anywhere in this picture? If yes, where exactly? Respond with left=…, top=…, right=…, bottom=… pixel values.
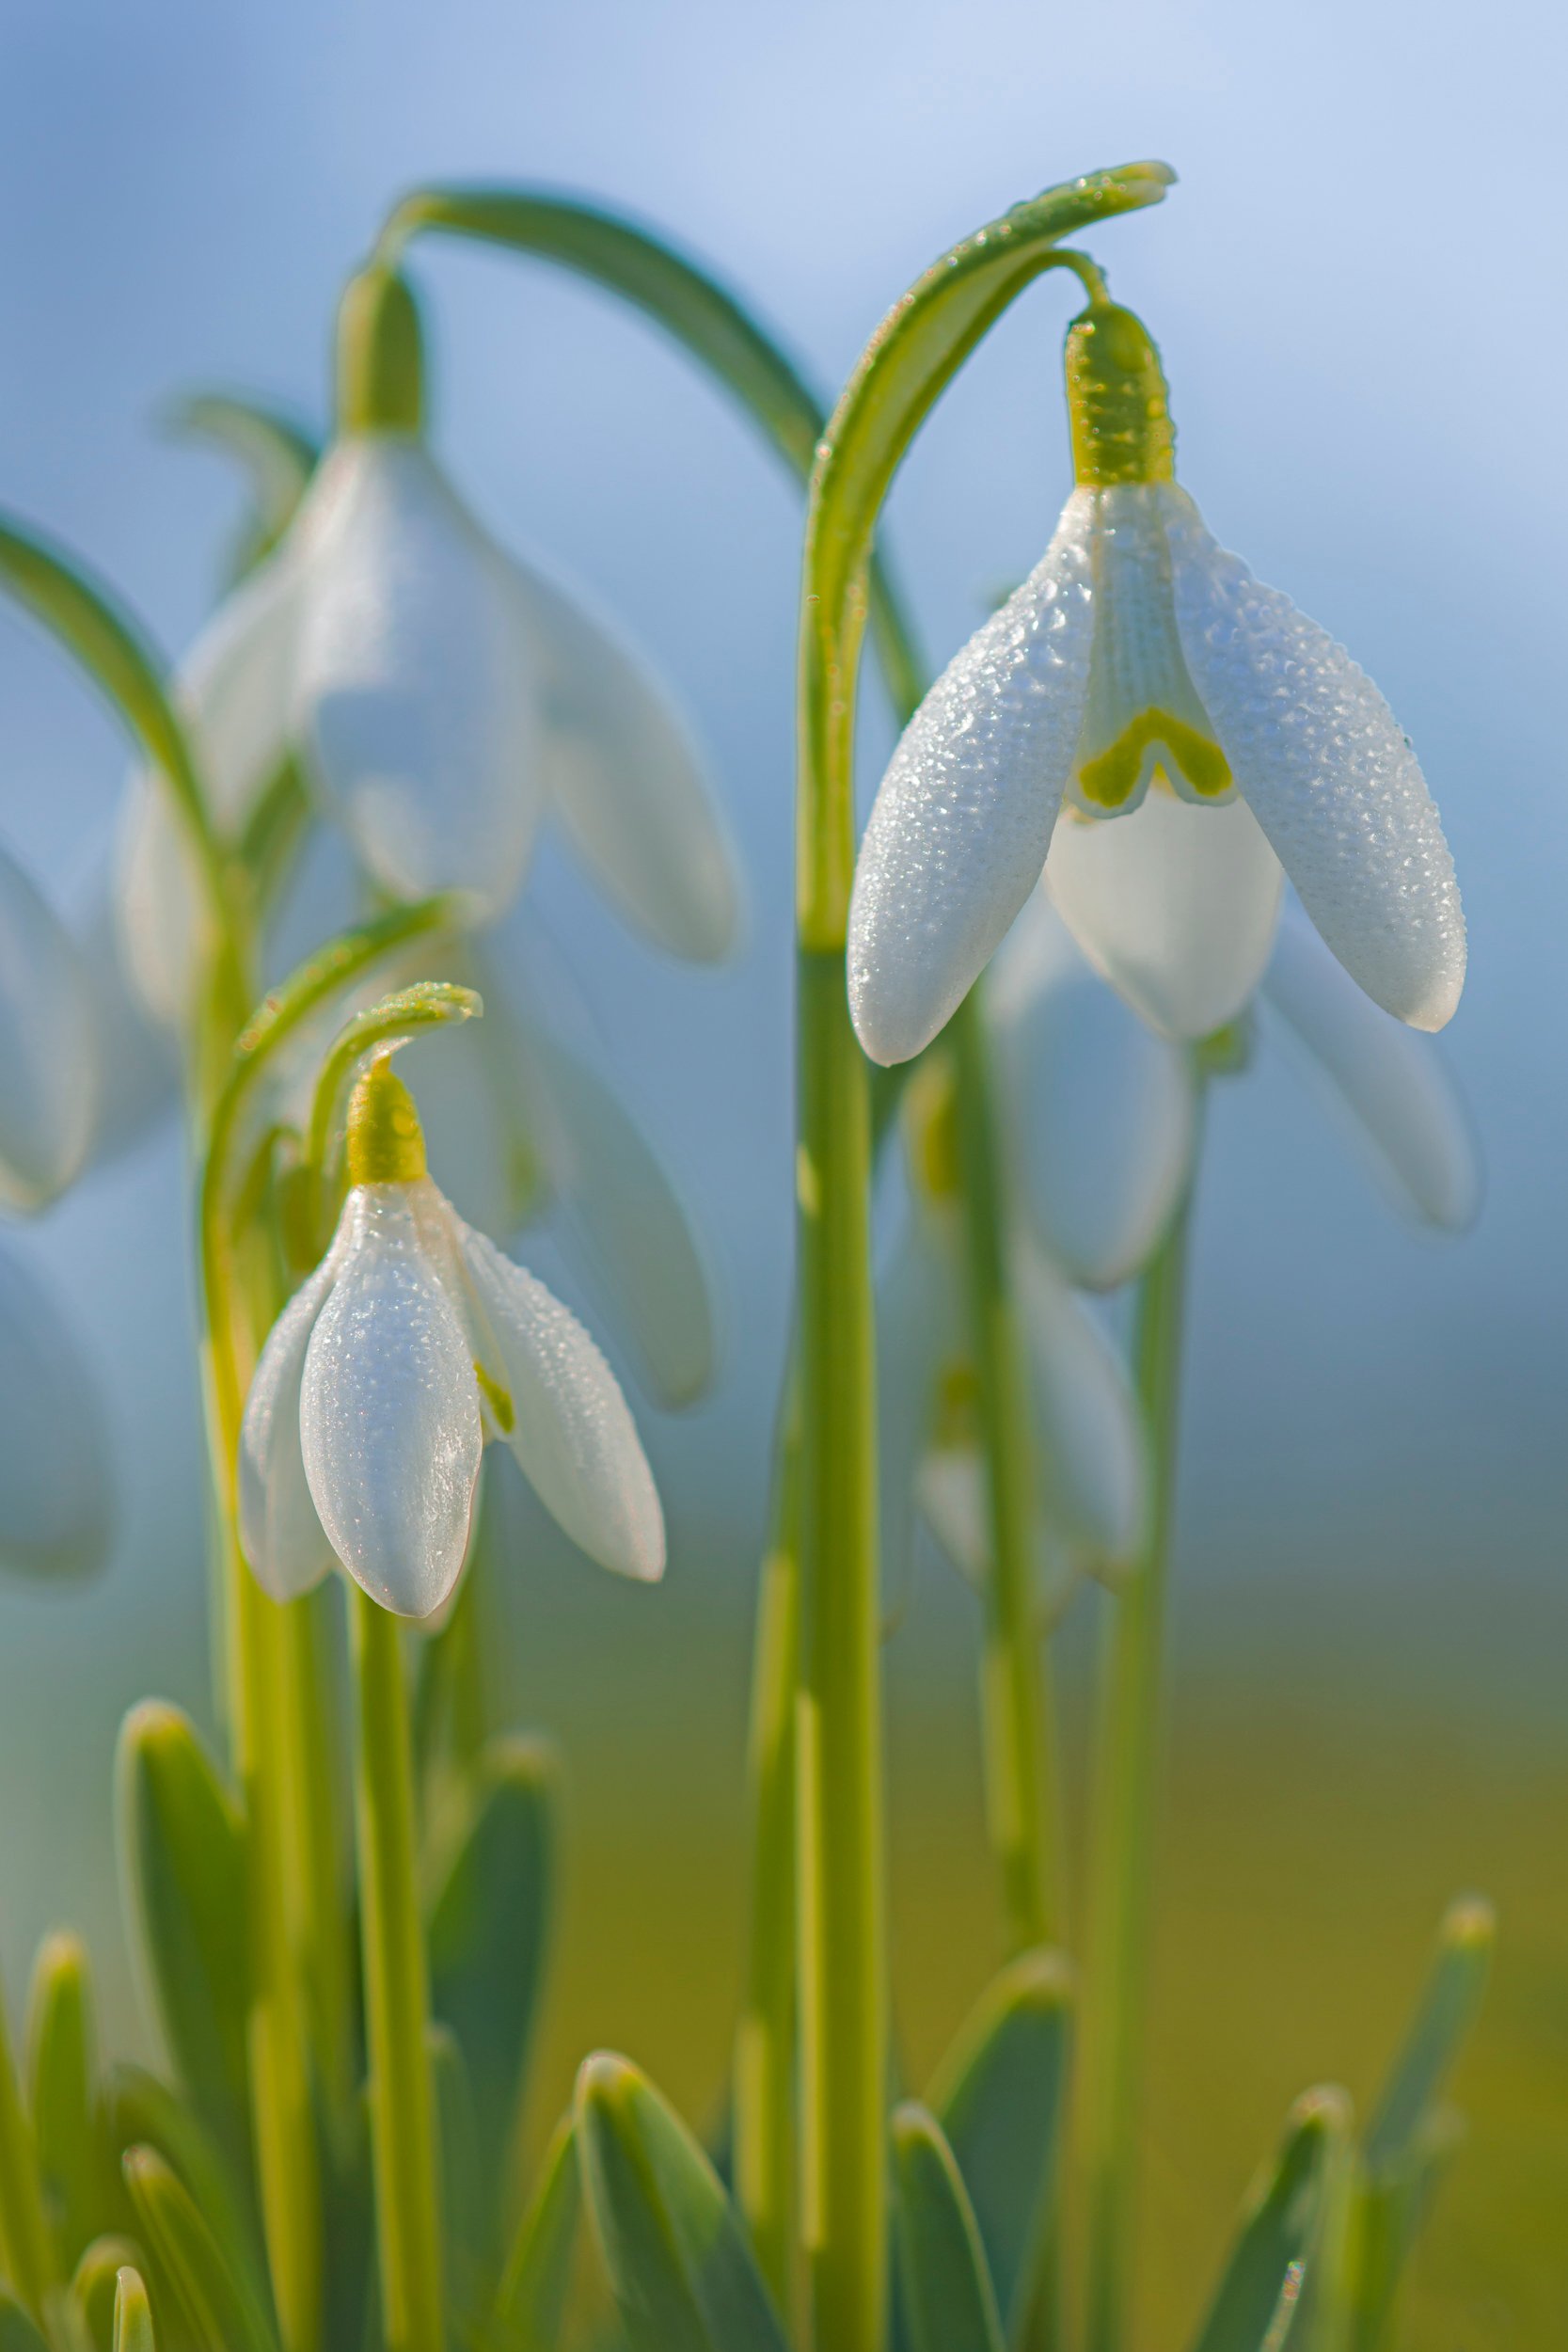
left=0, top=2292, right=48, bottom=2352
left=122, top=2148, right=278, bottom=2352
left=112, top=2265, right=156, bottom=2352
left=1188, top=2087, right=1349, bottom=2352
left=71, top=2235, right=146, bottom=2352
left=429, top=1739, right=559, bottom=2185
left=25, top=1931, right=105, bottom=2273
left=115, top=1706, right=252, bottom=2185
left=0, top=1964, right=55, bottom=2319
left=892, top=2104, right=1005, bottom=2352
left=575, top=2053, right=787, bottom=2352
left=1363, top=1896, right=1494, bottom=2178
left=429, top=2025, right=485, bottom=2321
left=102, top=2066, right=265, bottom=2317
left=490, top=2115, right=580, bottom=2352
left=927, top=1947, right=1071, bottom=2341
left=164, top=393, right=320, bottom=578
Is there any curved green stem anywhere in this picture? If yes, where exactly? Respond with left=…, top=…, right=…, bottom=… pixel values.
left=1079, top=1135, right=1201, bottom=2352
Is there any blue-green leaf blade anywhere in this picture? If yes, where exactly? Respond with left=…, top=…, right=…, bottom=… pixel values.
left=892, top=2103, right=1005, bottom=2352
left=1188, top=2087, right=1349, bottom=2352
left=489, top=2114, right=580, bottom=2352
left=1363, top=1896, right=1494, bottom=2177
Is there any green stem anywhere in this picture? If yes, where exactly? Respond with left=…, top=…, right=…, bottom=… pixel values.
left=352, top=1589, right=445, bottom=2352
left=1078, top=1144, right=1200, bottom=2352
left=950, top=992, right=1062, bottom=1954
left=0, top=1975, right=54, bottom=2317
left=734, top=1408, right=801, bottom=2329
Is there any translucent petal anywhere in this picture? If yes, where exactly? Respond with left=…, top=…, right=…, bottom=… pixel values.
left=510, top=557, right=739, bottom=962
left=0, top=1241, right=113, bottom=1580
left=238, top=1247, right=341, bottom=1602
left=848, top=493, right=1097, bottom=1066
left=73, top=881, right=179, bottom=1169
left=455, top=1222, right=665, bottom=1581
left=1165, top=486, right=1465, bottom=1030
left=1019, top=1245, right=1146, bottom=1571
left=990, top=892, right=1196, bottom=1286
left=1261, top=899, right=1481, bottom=1231
left=116, top=545, right=304, bottom=1027
left=300, top=1185, right=483, bottom=1618
left=1045, top=787, right=1283, bottom=1040
left=914, top=1445, right=988, bottom=1585
left=293, top=438, right=546, bottom=920
left=0, top=843, right=100, bottom=1214
left=528, top=1024, right=716, bottom=1408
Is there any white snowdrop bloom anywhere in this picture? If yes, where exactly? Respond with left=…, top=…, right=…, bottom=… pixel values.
left=0, top=1240, right=113, bottom=1579
left=0, top=841, right=99, bottom=1213
left=848, top=298, right=1464, bottom=1059
left=239, top=1054, right=664, bottom=1620
left=119, top=268, right=737, bottom=1026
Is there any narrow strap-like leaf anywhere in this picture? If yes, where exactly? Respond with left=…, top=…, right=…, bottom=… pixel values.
left=0, top=2292, right=48, bottom=2352
left=892, top=2105, right=1005, bottom=2352
left=122, top=2149, right=278, bottom=2352
left=927, top=1947, right=1071, bottom=2340
left=25, top=1932, right=105, bottom=2276
left=111, top=2265, right=156, bottom=2352
left=1188, top=2087, right=1349, bottom=2352
left=0, top=1963, right=55, bottom=2318
left=1363, top=1896, right=1494, bottom=2177
left=576, top=2053, right=787, bottom=2352
left=429, top=1740, right=558, bottom=2189
left=114, top=1707, right=252, bottom=2186
left=429, top=2025, right=483, bottom=2324
left=71, top=2236, right=146, bottom=2352
left=102, top=2066, right=265, bottom=2316
left=490, top=2115, right=580, bottom=2352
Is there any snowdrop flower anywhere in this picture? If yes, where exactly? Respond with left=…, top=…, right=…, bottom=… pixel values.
left=0, top=840, right=99, bottom=1212
left=848, top=295, right=1465, bottom=1058
left=879, top=1059, right=1146, bottom=1603
left=240, top=1053, right=664, bottom=1619
left=119, top=265, right=738, bottom=1026
left=0, top=1240, right=113, bottom=1579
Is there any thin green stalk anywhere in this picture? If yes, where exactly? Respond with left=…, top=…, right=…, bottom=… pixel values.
left=734, top=1413, right=802, bottom=2329
left=1078, top=1140, right=1201, bottom=2352
left=0, top=1977, right=54, bottom=2318
left=950, top=992, right=1061, bottom=1955
left=352, top=1589, right=445, bottom=2352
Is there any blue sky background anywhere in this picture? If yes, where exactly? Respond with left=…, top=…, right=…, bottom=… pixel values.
left=0, top=0, right=1563, bottom=2013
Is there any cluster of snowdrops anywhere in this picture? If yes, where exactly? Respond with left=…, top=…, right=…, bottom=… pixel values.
left=0, top=159, right=1494, bottom=2352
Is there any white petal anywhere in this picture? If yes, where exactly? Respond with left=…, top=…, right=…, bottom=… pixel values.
left=300, top=1185, right=483, bottom=1618
left=1045, top=787, right=1283, bottom=1040
left=0, top=843, right=99, bottom=1213
left=1164, top=487, right=1465, bottom=1031
left=847, top=493, right=1097, bottom=1066
left=1260, top=899, right=1481, bottom=1231
left=528, top=1025, right=716, bottom=1409
left=0, top=1241, right=112, bottom=1579
left=1019, top=1246, right=1146, bottom=1572
left=990, top=892, right=1196, bottom=1286
left=914, top=1446, right=989, bottom=1585
left=73, top=880, right=179, bottom=1168
left=293, top=438, right=546, bottom=920
left=510, top=558, right=739, bottom=962
left=238, top=1248, right=341, bottom=1602
left=454, top=1223, right=664, bottom=1581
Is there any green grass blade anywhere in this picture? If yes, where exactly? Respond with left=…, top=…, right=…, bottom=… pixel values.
left=429, top=1739, right=558, bottom=2185
left=26, top=1932, right=106, bottom=2276
left=1363, top=1897, right=1494, bottom=2177
left=115, top=1707, right=252, bottom=2186
left=927, top=1948, right=1071, bottom=2341
left=576, top=2054, right=787, bottom=2352
left=102, top=2067, right=265, bottom=2315
left=71, top=2237, right=146, bottom=2352
left=0, top=1963, right=55, bottom=2318
left=111, top=2266, right=155, bottom=2352
left=490, top=2115, right=580, bottom=2352
left=1189, top=2088, right=1350, bottom=2352
left=891, top=2105, right=1005, bottom=2352
left=122, top=2149, right=277, bottom=2352
left=429, top=2025, right=484, bottom=2322
left=0, top=2292, right=48, bottom=2352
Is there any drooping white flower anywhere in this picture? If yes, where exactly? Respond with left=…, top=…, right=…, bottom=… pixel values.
left=239, top=1055, right=664, bottom=1619
left=119, top=268, right=738, bottom=1027
left=0, top=1240, right=113, bottom=1579
left=848, top=299, right=1465, bottom=1059
left=0, top=840, right=99, bottom=1213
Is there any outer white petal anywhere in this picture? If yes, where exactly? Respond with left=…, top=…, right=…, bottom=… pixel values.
left=847, top=493, right=1097, bottom=1066
left=454, top=1222, right=665, bottom=1581
left=74, top=881, right=180, bottom=1168
left=293, top=437, right=546, bottom=920
left=510, top=557, right=739, bottom=962
left=300, top=1186, right=483, bottom=1618
left=0, top=1241, right=112, bottom=1579
left=1019, top=1245, right=1145, bottom=1572
left=1045, top=787, right=1283, bottom=1040
left=116, top=544, right=305, bottom=1027
left=990, top=892, right=1196, bottom=1286
left=528, top=1025, right=715, bottom=1409
left=0, top=844, right=99, bottom=1213
left=238, top=1245, right=342, bottom=1601
left=1260, top=899, right=1481, bottom=1231
left=914, top=1446, right=988, bottom=1586
left=1164, top=487, right=1465, bottom=1030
